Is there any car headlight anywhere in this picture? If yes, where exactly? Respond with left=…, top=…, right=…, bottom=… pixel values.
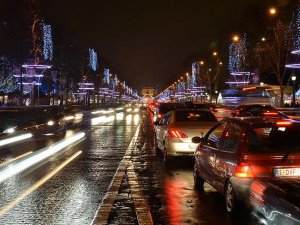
left=3, top=127, right=16, bottom=134
left=47, top=120, right=55, bottom=126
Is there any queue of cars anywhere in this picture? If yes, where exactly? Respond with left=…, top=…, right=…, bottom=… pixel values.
left=153, top=102, right=300, bottom=220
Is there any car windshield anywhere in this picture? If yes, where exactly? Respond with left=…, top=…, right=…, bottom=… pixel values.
left=175, top=110, right=217, bottom=122
left=248, top=124, right=300, bottom=153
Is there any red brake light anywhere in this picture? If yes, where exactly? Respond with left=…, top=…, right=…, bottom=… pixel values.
left=167, top=129, right=188, bottom=138
left=263, top=112, right=278, bottom=116
left=276, top=121, right=292, bottom=126
left=234, top=162, right=253, bottom=178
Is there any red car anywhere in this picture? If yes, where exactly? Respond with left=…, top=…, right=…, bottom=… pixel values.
left=193, top=117, right=300, bottom=214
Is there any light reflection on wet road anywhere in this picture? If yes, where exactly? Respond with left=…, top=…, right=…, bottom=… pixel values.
left=0, top=108, right=256, bottom=225
left=0, top=111, right=138, bottom=225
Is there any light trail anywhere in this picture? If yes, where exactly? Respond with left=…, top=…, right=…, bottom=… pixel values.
left=0, top=151, right=33, bottom=168
left=0, top=133, right=33, bottom=147
left=0, top=132, right=85, bottom=183
left=0, top=151, right=82, bottom=218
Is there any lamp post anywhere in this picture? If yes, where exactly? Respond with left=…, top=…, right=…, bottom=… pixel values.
left=292, top=75, right=297, bottom=107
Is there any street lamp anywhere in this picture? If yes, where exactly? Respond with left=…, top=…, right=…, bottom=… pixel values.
left=269, top=7, right=277, bottom=16
left=261, top=37, right=266, bottom=42
left=200, top=60, right=204, bottom=65
left=232, top=35, right=240, bottom=42
left=213, top=51, right=218, bottom=56
left=292, top=75, right=297, bottom=107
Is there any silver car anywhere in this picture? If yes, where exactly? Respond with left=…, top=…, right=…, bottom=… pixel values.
left=154, top=109, right=218, bottom=164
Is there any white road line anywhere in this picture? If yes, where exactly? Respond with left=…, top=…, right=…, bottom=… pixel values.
left=91, top=124, right=153, bottom=225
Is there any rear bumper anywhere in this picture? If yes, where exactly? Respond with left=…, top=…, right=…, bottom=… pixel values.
left=230, top=177, right=253, bottom=202
left=166, top=141, right=197, bottom=157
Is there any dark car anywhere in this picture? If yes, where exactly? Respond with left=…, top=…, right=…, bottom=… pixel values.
left=192, top=117, right=300, bottom=214
left=232, top=104, right=288, bottom=118
left=0, top=106, right=66, bottom=137
left=250, top=179, right=300, bottom=225
left=155, top=102, right=185, bottom=121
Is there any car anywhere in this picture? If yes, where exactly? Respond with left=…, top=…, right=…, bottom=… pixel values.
left=154, top=109, right=218, bottom=164
left=185, top=102, right=217, bottom=112
left=231, top=104, right=288, bottom=118
left=192, top=117, right=300, bottom=214
left=250, top=179, right=300, bottom=225
left=154, top=102, right=185, bottom=122
left=0, top=106, right=66, bottom=137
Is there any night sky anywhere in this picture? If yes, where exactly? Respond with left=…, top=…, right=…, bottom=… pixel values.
left=44, top=0, right=279, bottom=91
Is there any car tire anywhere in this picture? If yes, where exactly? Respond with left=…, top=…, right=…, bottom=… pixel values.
left=225, top=181, right=238, bottom=214
left=193, top=163, right=204, bottom=190
left=163, top=148, right=171, bottom=165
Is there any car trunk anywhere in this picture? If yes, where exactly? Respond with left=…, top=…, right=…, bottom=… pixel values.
left=170, top=121, right=217, bottom=139
left=242, top=153, right=300, bottom=179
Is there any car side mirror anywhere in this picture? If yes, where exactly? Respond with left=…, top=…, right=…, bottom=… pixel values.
left=192, top=136, right=202, bottom=144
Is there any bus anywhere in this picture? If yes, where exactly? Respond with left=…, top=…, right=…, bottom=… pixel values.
left=221, top=85, right=276, bottom=107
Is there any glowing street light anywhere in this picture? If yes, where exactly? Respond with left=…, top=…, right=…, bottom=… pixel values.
left=232, top=35, right=240, bottom=42
left=261, top=37, right=266, bottom=42
left=269, top=7, right=277, bottom=15
left=213, top=51, right=218, bottom=56
left=200, top=61, right=204, bottom=65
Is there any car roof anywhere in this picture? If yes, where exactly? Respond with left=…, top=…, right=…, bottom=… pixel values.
left=172, top=108, right=212, bottom=112
left=237, top=104, right=274, bottom=109
left=224, top=117, right=300, bottom=126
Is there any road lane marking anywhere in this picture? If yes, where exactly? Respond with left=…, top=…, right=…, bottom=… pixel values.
left=0, top=150, right=82, bottom=218
left=92, top=124, right=153, bottom=225
left=0, top=151, right=33, bottom=168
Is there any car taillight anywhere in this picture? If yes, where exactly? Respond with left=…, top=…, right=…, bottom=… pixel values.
left=234, top=162, right=253, bottom=178
left=167, top=129, right=188, bottom=138
left=263, top=111, right=278, bottom=116
left=276, top=121, right=292, bottom=126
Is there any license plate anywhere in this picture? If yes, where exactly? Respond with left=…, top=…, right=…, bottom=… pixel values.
left=274, top=168, right=300, bottom=177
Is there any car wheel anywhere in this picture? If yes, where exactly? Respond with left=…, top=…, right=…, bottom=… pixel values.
left=193, top=163, right=204, bottom=190
left=163, top=148, right=171, bottom=165
left=225, top=181, right=237, bottom=214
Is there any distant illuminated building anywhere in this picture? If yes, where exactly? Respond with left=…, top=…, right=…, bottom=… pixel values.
left=142, top=87, right=154, bottom=102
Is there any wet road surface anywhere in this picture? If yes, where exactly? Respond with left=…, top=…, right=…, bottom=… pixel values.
left=0, top=107, right=256, bottom=224
left=0, top=110, right=138, bottom=224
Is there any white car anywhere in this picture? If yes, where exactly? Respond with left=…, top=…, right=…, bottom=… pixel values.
left=154, top=109, right=218, bottom=164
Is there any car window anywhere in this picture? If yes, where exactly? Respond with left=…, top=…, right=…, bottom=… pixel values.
left=205, top=123, right=227, bottom=149
left=220, top=124, right=241, bottom=152
left=248, top=124, right=300, bottom=153
left=160, top=113, right=171, bottom=125
left=175, top=110, right=217, bottom=122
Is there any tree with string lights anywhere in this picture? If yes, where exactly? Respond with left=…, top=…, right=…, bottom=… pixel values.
left=0, top=56, right=18, bottom=94
left=259, top=7, right=294, bottom=107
